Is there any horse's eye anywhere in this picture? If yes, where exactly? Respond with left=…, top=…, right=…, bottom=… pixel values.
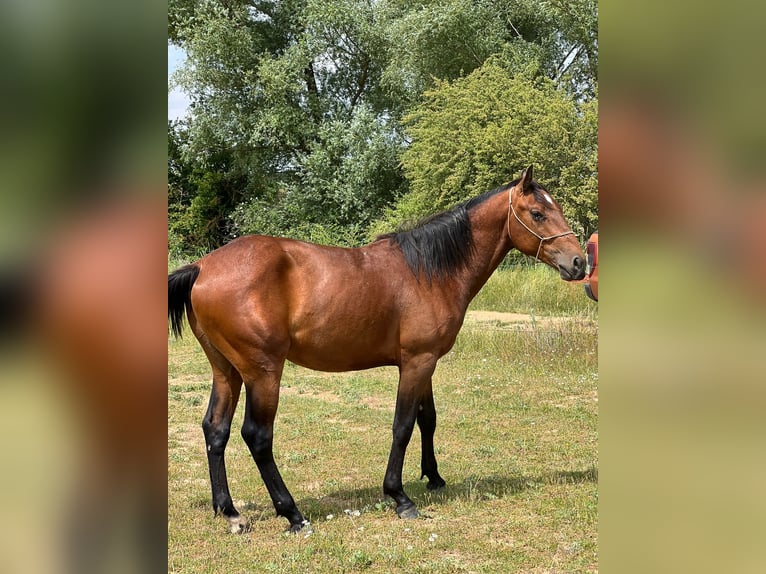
left=531, top=211, right=545, bottom=222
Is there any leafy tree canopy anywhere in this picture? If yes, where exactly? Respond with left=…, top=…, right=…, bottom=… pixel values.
left=378, top=58, right=597, bottom=238
left=168, top=0, right=597, bottom=253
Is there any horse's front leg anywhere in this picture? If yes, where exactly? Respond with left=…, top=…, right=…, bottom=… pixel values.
left=383, top=355, right=437, bottom=519
left=417, top=379, right=446, bottom=491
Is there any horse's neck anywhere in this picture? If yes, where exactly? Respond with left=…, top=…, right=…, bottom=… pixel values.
left=456, top=191, right=514, bottom=304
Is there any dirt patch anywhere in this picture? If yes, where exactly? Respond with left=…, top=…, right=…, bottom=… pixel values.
left=465, top=310, right=578, bottom=330
left=467, top=311, right=538, bottom=323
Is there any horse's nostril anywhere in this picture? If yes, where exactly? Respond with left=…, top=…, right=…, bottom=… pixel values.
left=573, top=255, right=583, bottom=270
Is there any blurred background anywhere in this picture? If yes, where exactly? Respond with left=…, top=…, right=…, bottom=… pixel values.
left=0, top=0, right=764, bottom=572
left=600, top=0, right=766, bottom=572
left=0, top=1, right=166, bottom=573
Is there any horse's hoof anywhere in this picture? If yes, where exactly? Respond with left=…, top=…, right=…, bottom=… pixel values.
left=396, top=502, right=419, bottom=520
left=227, top=515, right=249, bottom=534
left=287, top=519, right=312, bottom=534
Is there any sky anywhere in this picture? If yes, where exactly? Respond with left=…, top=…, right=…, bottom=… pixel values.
left=168, top=44, right=190, bottom=121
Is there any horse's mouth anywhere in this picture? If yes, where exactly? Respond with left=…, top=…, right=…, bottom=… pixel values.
left=559, top=266, right=586, bottom=281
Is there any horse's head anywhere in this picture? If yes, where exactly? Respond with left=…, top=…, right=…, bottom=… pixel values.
left=508, top=166, right=586, bottom=281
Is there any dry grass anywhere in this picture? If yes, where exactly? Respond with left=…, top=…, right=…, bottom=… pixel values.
left=168, top=279, right=597, bottom=573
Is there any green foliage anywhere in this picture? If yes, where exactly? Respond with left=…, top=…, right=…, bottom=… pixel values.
left=375, top=58, right=597, bottom=238
left=168, top=120, right=257, bottom=257
left=379, top=0, right=597, bottom=106
left=230, top=105, right=406, bottom=246
left=168, top=0, right=598, bottom=255
left=229, top=192, right=369, bottom=247
left=469, top=266, right=598, bottom=316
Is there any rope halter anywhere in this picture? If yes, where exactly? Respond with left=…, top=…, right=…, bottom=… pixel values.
left=507, top=188, right=575, bottom=262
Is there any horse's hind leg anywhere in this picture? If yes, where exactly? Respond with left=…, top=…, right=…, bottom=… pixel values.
left=198, top=339, right=245, bottom=532
left=417, top=379, right=446, bottom=491
left=240, top=360, right=306, bottom=532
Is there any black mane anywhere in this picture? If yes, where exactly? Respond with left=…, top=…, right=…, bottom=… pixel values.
left=379, top=181, right=518, bottom=282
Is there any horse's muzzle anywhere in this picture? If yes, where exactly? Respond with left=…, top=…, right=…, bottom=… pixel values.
left=558, top=254, right=586, bottom=281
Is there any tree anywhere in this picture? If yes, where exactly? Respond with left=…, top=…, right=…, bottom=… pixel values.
left=168, top=120, right=253, bottom=256
left=170, top=0, right=408, bottom=246
left=374, top=57, right=597, bottom=238
left=378, top=0, right=597, bottom=105
left=168, top=0, right=598, bottom=252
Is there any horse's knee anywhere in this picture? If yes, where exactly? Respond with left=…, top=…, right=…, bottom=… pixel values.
left=392, top=421, right=415, bottom=447
left=241, top=421, right=272, bottom=460
left=417, top=412, right=437, bottom=435
left=202, top=419, right=231, bottom=454
left=240, top=420, right=258, bottom=446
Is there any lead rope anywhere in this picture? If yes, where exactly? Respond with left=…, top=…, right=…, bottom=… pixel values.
left=507, top=189, right=575, bottom=262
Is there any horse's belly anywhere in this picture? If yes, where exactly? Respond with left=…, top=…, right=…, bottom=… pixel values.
left=287, top=322, right=398, bottom=372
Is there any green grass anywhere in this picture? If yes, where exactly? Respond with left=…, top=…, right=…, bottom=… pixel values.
left=470, top=265, right=596, bottom=317
left=168, top=269, right=597, bottom=573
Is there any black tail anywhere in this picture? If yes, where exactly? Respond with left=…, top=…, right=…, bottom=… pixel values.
left=168, top=264, right=200, bottom=338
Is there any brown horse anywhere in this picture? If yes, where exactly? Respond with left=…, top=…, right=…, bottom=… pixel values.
left=168, top=166, right=585, bottom=533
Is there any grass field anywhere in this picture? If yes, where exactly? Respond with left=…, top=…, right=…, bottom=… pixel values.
left=168, top=268, right=598, bottom=573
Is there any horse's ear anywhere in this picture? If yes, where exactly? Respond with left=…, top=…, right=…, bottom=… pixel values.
left=519, top=165, right=534, bottom=194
